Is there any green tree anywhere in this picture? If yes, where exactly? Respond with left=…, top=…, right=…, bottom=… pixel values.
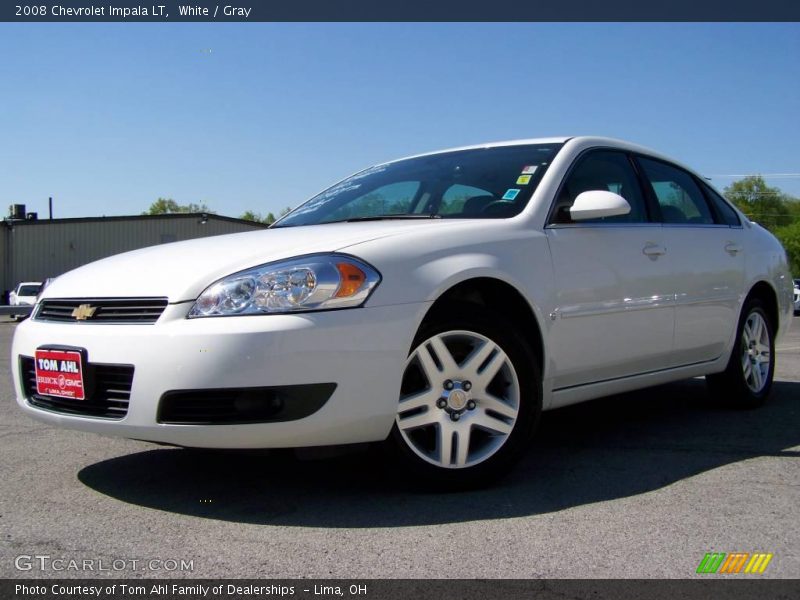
left=785, top=197, right=800, bottom=223
left=144, top=198, right=212, bottom=215
left=774, top=222, right=800, bottom=277
left=724, top=176, right=791, bottom=231
left=239, top=210, right=276, bottom=224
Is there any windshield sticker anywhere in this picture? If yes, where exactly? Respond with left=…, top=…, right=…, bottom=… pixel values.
left=521, top=165, right=538, bottom=175
left=516, top=175, right=532, bottom=185
left=502, top=189, right=520, bottom=201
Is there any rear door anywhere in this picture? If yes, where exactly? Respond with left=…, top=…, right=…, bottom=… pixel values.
left=545, top=150, right=675, bottom=389
left=635, top=156, right=744, bottom=366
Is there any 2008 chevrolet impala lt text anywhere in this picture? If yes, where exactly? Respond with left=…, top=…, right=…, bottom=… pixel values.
left=13, top=137, right=794, bottom=487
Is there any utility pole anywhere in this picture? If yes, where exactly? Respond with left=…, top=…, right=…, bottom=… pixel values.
left=49, top=197, right=53, bottom=220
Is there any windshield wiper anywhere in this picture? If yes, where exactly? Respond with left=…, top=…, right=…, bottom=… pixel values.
left=343, top=214, right=442, bottom=223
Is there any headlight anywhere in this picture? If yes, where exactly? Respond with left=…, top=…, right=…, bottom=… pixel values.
left=187, top=254, right=381, bottom=317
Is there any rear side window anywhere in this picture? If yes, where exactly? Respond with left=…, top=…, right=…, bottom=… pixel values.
left=550, top=150, right=648, bottom=224
left=637, top=157, right=715, bottom=225
left=700, top=181, right=741, bottom=226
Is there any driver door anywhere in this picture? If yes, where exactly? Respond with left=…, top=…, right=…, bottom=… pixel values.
left=545, top=150, right=675, bottom=390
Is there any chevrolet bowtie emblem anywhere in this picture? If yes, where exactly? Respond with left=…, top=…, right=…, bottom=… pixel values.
left=71, top=304, right=97, bottom=321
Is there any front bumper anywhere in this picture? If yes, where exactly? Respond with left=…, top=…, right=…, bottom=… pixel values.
left=12, top=301, right=429, bottom=448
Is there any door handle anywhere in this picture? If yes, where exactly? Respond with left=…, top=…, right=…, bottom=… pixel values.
left=643, top=243, right=666, bottom=257
left=725, top=242, right=743, bottom=256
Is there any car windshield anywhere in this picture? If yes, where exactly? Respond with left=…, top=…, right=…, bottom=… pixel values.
left=273, top=143, right=563, bottom=227
left=18, top=285, right=41, bottom=296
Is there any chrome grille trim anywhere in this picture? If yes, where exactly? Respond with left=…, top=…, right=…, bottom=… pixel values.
left=35, top=298, right=168, bottom=324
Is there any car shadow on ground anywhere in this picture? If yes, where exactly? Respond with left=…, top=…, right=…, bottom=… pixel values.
left=78, top=379, right=800, bottom=528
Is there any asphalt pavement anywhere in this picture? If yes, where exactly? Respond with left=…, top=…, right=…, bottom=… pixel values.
left=1, top=316, right=798, bottom=579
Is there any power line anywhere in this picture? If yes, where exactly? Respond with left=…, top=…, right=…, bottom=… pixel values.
left=707, top=173, right=800, bottom=179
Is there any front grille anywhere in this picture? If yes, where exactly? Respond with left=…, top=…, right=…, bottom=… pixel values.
left=21, top=356, right=134, bottom=419
left=35, top=298, right=168, bottom=324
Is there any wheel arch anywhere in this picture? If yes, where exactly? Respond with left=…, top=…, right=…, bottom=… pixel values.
left=745, top=280, right=780, bottom=332
left=419, top=277, right=546, bottom=376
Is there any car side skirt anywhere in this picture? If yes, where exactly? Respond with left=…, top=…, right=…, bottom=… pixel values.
left=546, top=355, right=729, bottom=410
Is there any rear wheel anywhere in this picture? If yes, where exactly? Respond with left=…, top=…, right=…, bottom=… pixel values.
left=707, top=298, right=775, bottom=408
left=388, top=305, right=541, bottom=489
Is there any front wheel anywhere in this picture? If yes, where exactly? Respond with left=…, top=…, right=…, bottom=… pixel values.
left=388, top=306, right=541, bottom=489
left=707, top=298, right=775, bottom=408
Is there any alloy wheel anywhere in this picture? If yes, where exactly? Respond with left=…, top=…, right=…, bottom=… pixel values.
left=395, top=330, right=520, bottom=469
left=741, top=311, right=771, bottom=394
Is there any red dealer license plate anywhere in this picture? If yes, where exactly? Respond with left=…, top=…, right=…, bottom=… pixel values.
left=34, top=349, right=85, bottom=400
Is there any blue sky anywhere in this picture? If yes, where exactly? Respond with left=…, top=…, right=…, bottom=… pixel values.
left=1, top=23, right=798, bottom=219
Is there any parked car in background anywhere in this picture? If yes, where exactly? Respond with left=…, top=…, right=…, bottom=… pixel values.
left=794, top=279, right=800, bottom=315
left=9, top=282, right=42, bottom=320
left=12, top=137, right=794, bottom=488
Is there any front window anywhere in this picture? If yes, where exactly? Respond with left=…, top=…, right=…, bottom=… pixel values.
left=273, top=144, right=562, bottom=227
left=550, top=150, right=648, bottom=225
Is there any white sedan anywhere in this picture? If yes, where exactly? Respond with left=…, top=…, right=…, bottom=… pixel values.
left=8, top=281, right=42, bottom=320
left=14, top=137, right=794, bottom=487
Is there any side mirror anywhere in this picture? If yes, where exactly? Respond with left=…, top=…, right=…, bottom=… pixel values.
left=569, top=190, right=631, bottom=221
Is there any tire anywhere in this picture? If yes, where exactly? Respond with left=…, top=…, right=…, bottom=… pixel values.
left=387, top=304, right=541, bottom=489
left=707, top=298, right=775, bottom=408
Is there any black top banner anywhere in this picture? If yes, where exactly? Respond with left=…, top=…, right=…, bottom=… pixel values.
left=3, top=0, right=800, bottom=22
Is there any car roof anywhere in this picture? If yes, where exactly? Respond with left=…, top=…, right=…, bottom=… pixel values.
left=380, top=136, right=713, bottom=191
left=384, top=136, right=572, bottom=164
left=385, top=136, right=675, bottom=166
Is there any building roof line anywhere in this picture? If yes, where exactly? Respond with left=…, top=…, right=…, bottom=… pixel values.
left=1, top=213, right=269, bottom=228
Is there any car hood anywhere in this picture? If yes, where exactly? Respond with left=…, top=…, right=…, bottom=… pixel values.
left=40, top=220, right=461, bottom=302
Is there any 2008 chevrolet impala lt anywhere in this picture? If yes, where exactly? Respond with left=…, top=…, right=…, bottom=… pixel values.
left=14, top=137, right=794, bottom=487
